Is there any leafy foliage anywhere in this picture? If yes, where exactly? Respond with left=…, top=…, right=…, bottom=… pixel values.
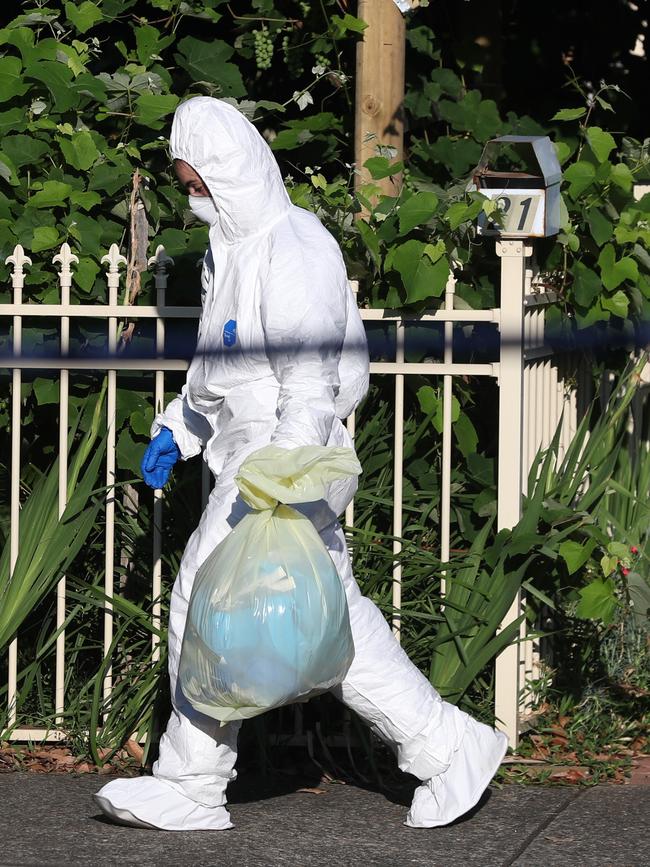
left=0, top=385, right=107, bottom=653
left=1, top=0, right=649, bottom=756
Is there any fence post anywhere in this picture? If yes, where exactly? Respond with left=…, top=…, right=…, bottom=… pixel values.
left=100, top=244, right=127, bottom=704
left=148, top=245, right=174, bottom=662
left=5, top=245, right=31, bottom=728
left=495, top=238, right=532, bottom=746
left=52, top=243, right=79, bottom=725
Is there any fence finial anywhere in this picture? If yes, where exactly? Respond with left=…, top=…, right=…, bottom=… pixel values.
left=53, top=243, right=79, bottom=291
left=148, top=244, right=175, bottom=272
left=5, top=245, right=32, bottom=290
left=148, top=245, right=175, bottom=290
left=101, top=243, right=127, bottom=292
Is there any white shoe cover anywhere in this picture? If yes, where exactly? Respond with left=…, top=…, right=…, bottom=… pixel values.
left=93, top=776, right=234, bottom=831
left=405, top=717, right=508, bottom=828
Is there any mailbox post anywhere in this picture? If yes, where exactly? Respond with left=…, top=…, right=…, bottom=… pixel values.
left=470, top=136, right=561, bottom=745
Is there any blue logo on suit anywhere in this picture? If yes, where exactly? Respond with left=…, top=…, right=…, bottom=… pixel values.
left=223, top=319, right=237, bottom=347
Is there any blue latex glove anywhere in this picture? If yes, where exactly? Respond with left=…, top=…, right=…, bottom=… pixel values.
left=141, top=427, right=181, bottom=489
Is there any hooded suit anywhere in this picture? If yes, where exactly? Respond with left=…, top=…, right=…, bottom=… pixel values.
left=94, top=97, right=506, bottom=831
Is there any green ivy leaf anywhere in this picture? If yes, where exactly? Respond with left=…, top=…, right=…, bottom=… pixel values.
left=595, top=95, right=614, bottom=113
left=595, top=160, right=612, bottom=183
left=330, top=13, right=368, bottom=36
left=390, top=239, right=448, bottom=303
left=73, top=257, right=100, bottom=293
left=55, top=42, right=88, bottom=77
left=600, top=555, right=619, bottom=579
left=416, top=386, right=460, bottom=433
left=130, top=406, right=154, bottom=437
left=117, top=426, right=144, bottom=476
left=134, top=24, right=174, bottom=67
left=608, top=541, right=629, bottom=559
left=88, top=163, right=132, bottom=196
left=571, top=261, right=602, bottom=307
left=558, top=231, right=580, bottom=252
left=610, top=163, right=634, bottom=192
left=1, top=134, right=49, bottom=169
left=601, top=289, right=629, bottom=318
left=73, top=71, right=107, bottom=102
left=404, top=87, right=437, bottom=119
left=445, top=199, right=483, bottom=230
left=559, top=539, right=595, bottom=575
left=397, top=191, right=439, bottom=234
left=454, top=411, right=478, bottom=457
left=58, top=130, right=100, bottom=171
left=157, top=228, right=190, bottom=257
left=29, top=180, right=73, bottom=208
left=0, top=108, right=27, bottom=136
left=175, top=36, right=245, bottom=97
left=551, top=107, right=587, bottom=121
left=430, top=68, right=463, bottom=99
left=586, top=126, right=616, bottom=163
left=69, top=190, right=102, bottom=211
left=417, top=136, right=482, bottom=178
left=0, top=151, right=18, bottom=185
left=575, top=300, right=611, bottom=329
left=587, top=208, right=613, bottom=246
left=270, top=129, right=305, bottom=151
left=424, top=240, right=445, bottom=263
left=134, top=92, right=179, bottom=127
left=438, top=90, right=502, bottom=141
left=25, top=61, right=78, bottom=112
left=0, top=56, right=28, bottom=103
left=598, top=243, right=639, bottom=290
left=357, top=220, right=381, bottom=269
left=563, top=160, right=596, bottom=199
left=33, top=377, right=59, bottom=404
left=553, top=140, right=573, bottom=165
left=64, top=211, right=103, bottom=256
left=31, top=226, right=61, bottom=252
left=364, top=157, right=404, bottom=180
left=406, top=25, right=436, bottom=57
left=64, top=1, right=102, bottom=33
left=576, top=578, right=618, bottom=624
left=13, top=206, right=54, bottom=244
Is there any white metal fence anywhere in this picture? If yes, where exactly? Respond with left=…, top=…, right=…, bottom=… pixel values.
left=1, top=237, right=581, bottom=747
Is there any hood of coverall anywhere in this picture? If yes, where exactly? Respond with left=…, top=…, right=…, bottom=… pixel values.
left=170, top=97, right=292, bottom=245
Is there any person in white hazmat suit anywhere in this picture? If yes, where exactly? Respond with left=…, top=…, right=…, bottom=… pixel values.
left=94, top=96, right=507, bottom=832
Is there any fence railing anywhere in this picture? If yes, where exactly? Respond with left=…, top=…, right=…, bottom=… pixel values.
left=1, top=238, right=580, bottom=747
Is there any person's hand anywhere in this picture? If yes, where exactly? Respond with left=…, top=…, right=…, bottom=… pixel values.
left=141, top=427, right=181, bottom=489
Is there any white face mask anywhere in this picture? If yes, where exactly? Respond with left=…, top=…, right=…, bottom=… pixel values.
left=189, top=195, right=218, bottom=226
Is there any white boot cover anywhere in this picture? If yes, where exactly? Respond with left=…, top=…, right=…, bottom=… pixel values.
left=405, top=717, right=508, bottom=828
left=93, top=776, right=233, bottom=831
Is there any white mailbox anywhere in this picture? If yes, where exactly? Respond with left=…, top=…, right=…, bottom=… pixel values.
left=468, top=135, right=562, bottom=238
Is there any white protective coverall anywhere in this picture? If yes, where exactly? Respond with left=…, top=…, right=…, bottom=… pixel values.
left=94, top=97, right=507, bottom=831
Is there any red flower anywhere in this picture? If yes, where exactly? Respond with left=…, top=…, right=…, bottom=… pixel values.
left=622, top=567, right=630, bottom=576
left=630, top=546, right=639, bottom=555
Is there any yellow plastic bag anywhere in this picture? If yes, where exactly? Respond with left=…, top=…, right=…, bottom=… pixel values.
left=179, top=445, right=361, bottom=723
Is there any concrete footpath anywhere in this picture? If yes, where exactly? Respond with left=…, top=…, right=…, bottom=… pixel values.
left=1, top=773, right=648, bottom=867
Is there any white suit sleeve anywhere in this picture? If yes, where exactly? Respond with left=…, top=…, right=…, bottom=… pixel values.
left=150, top=386, right=211, bottom=460
left=261, top=239, right=347, bottom=449
left=149, top=250, right=214, bottom=459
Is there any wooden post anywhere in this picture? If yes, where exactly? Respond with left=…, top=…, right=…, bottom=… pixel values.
left=355, top=0, right=406, bottom=195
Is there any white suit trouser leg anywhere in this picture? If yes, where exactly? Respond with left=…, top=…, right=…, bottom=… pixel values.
left=98, top=469, right=506, bottom=829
